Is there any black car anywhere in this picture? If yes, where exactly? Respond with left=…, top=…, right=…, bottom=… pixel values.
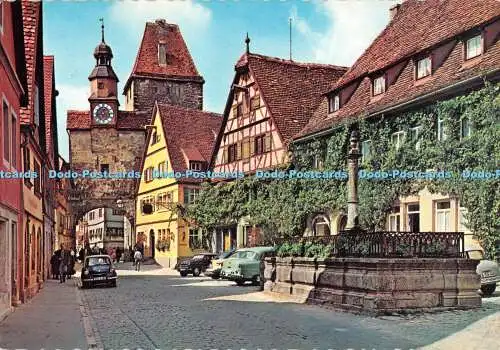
left=178, top=253, right=218, bottom=277
left=81, top=255, right=117, bottom=288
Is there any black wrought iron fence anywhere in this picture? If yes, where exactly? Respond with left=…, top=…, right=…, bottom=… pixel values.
left=248, top=231, right=465, bottom=258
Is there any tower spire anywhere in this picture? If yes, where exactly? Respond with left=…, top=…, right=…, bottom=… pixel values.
left=245, top=32, right=250, bottom=54
left=99, top=18, right=105, bottom=43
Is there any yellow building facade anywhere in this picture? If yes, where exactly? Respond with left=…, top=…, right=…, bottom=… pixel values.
left=135, top=104, right=222, bottom=267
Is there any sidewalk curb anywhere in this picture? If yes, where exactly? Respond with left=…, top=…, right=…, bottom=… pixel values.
left=75, top=279, right=104, bottom=350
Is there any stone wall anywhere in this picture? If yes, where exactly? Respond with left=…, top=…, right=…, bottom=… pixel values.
left=264, top=257, right=481, bottom=314
left=68, top=128, right=145, bottom=221
left=133, top=77, right=203, bottom=116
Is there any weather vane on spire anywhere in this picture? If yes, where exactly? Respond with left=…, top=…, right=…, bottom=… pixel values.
left=99, top=18, right=105, bottom=43
left=245, top=32, right=250, bottom=54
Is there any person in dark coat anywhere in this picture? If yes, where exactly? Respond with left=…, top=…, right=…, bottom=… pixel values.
left=59, top=244, right=70, bottom=283
left=115, top=247, right=122, bottom=263
left=78, top=247, right=85, bottom=262
left=51, top=249, right=61, bottom=279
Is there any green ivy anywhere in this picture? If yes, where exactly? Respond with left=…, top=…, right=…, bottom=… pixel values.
left=187, top=84, right=500, bottom=257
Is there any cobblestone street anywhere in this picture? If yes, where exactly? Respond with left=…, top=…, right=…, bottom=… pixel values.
left=1, top=263, right=499, bottom=350
left=64, top=265, right=500, bottom=349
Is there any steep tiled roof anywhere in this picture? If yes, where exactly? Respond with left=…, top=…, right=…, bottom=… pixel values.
left=240, top=53, right=348, bottom=143
left=297, top=0, right=500, bottom=138
left=331, top=0, right=500, bottom=90
left=156, top=104, right=222, bottom=175
left=124, top=20, right=202, bottom=91
left=43, top=55, right=56, bottom=164
left=66, top=110, right=149, bottom=131
left=19, top=0, right=41, bottom=124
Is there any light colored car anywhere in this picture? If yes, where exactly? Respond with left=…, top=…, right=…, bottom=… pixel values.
left=220, top=247, right=275, bottom=286
left=204, top=250, right=235, bottom=279
left=466, top=249, right=500, bottom=296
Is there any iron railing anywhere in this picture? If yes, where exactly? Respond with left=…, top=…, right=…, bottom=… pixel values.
left=247, top=231, right=465, bottom=258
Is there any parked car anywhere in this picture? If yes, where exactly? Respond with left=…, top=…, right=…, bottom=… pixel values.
left=178, top=252, right=218, bottom=277
left=204, top=250, right=235, bottom=279
left=465, top=249, right=500, bottom=296
left=81, top=255, right=117, bottom=288
left=220, top=246, right=275, bottom=286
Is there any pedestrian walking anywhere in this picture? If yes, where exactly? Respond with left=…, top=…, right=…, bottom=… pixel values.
left=116, top=247, right=122, bottom=263
left=134, top=249, right=142, bottom=271
left=59, top=244, right=70, bottom=283
left=68, top=249, right=76, bottom=279
left=50, top=250, right=60, bottom=279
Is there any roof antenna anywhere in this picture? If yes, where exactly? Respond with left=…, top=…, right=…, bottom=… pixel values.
left=245, top=32, right=250, bottom=54
left=99, top=18, right=105, bottom=43
left=289, top=17, right=292, bottom=61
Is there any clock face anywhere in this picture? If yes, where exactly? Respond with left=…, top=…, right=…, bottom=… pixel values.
left=93, top=103, right=114, bottom=124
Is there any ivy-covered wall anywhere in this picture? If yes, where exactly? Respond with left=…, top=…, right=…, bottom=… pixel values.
left=187, top=84, right=500, bottom=256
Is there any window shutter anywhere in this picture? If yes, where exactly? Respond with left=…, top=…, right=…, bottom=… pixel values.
left=250, top=137, right=255, bottom=156
left=232, top=106, right=238, bottom=119
left=264, top=134, right=272, bottom=152
left=236, top=142, right=242, bottom=160
left=222, top=148, right=227, bottom=163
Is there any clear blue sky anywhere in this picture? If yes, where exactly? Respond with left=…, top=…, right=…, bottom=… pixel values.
left=43, top=0, right=398, bottom=159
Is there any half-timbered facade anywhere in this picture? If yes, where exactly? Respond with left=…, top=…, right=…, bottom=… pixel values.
left=210, top=48, right=348, bottom=249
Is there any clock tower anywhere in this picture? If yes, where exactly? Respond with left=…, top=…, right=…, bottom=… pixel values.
left=88, top=20, right=119, bottom=126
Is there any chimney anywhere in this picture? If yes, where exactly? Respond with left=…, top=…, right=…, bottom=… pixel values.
left=155, top=19, right=167, bottom=26
left=389, top=4, right=401, bottom=20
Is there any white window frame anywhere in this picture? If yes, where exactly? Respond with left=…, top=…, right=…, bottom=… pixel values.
left=313, top=153, right=324, bottom=169
left=373, top=76, right=386, bottom=96
left=190, top=161, right=203, bottom=171
left=406, top=203, right=420, bottom=232
left=388, top=207, right=400, bottom=231
left=361, top=140, right=371, bottom=163
left=11, top=110, right=17, bottom=169
left=416, top=56, right=432, bottom=79
left=437, top=118, right=447, bottom=141
left=2, top=96, right=10, bottom=166
left=410, top=126, right=422, bottom=150
left=460, top=117, right=472, bottom=139
left=465, top=35, right=482, bottom=60
left=391, top=131, right=406, bottom=150
left=329, top=94, right=340, bottom=113
left=435, top=201, right=451, bottom=232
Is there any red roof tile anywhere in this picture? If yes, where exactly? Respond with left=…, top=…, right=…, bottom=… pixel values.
left=156, top=104, right=222, bottom=175
left=66, top=110, right=149, bottom=131
left=332, top=0, right=500, bottom=90
left=124, top=20, right=202, bottom=91
left=298, top=24, right=500, bottom=138
left=19, top=0, right=41, bottom=125
left=241, top=53, right=348, bottom=143
left=297, top=0, right=500, bottom=139
left=43, top=55, right=56, bottom=165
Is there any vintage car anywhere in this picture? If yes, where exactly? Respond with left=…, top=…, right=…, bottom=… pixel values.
left=466, top=249, right=500, bottom=296
left=204, top=250, right=235, bottom=279
left=81, top=255, right=117, bottom=288
left=220, top=247, right=275, bottom=286
left=178, top=252, right=218, bottom=277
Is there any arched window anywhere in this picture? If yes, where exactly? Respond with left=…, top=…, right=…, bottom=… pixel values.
left=338, top=215, right=347, bottom=233
left=31, top=225, right=35, bottom=272
left=312, top=215, right=331, bottom=236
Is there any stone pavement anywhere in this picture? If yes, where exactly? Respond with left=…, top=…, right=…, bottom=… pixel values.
left=0, top=278, right=87, bottom=350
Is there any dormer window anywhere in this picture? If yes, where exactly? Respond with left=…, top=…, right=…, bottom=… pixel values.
left=373, top=76, right=386, bottom=96
left=189, top=161, right=203, bottom=171
left=416, top=57, right=432, bottom=79
left=158, top=43, right=167, bottom=65
left=328, top=94, right=340, bottom=113
left=465, top=35, right=482, bottom=60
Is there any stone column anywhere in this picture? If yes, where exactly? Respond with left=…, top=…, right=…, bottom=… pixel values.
left=345, top=130, right=361, bottom=231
